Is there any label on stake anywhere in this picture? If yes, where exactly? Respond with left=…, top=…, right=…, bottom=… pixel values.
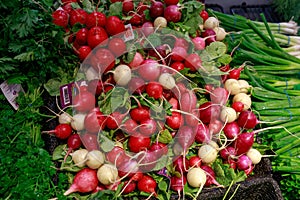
left=0, top=81, right=24, bottom=110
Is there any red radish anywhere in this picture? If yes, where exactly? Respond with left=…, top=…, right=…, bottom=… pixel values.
left=184, top=53, right=202, bottom=72
left=170, top=175, right=187, bottom=194
left=171, top=61, right=185, bottom=72
left=106, top=146, right=127, bottom=167
left=229, top=68, right=243, bottom=80
left=149, top=142, right=168, bottom=157
left=237, top=110, right=258, bottom=129
left=139, top=119, right=157, bottom=136
left=87, top=26, right=108, bottom=49
left=69, top=9, right=87, bottom=27
left=130, top=171, right=144, bottom=182
left=210, top=87, right=229, bottom=105
left=122, top=119, right=138, bottom=134
left=169, top=97, right=179, bottom=109
left=61, top=3, right=73, bottom=14
left=86, top=11, right=106, bottom=29
left=223, top=121, right=240, bottom=139
left=80, top=132, right=99, bottom=151
left=173, top=155, right=189, bottom=172
left=87, top=79, right=104, bottom=96
left=201, top=29, right=216, bottom=45
left=137, top=175, right=157, bottom=195
left=232, top=101, right=244, bottom=112
left=208, top=119, right=223, bottom=135
left=164, top=0, right=179, bottom=5
left=220, top=146, right=236, bottom=160
left=64, top=168, right=98, bottom=195
left=224, top=159, right=237, bottom=170
left=76, top=28, right=88, bottom=45
left=122, top=0, right=134, bottom=13
left=174, top=38, right=190, bottom=51
left=138, top=59, right=161, bottom=81
left=195, top=123, right=211, bottom=143
left=164, top=5, right=181, bottom=23
left=106, top=111, right=125, bottom=129
left=128, top=52, right=144, bottom=69
left=118, top=157, right=139, bottom=178
left=200, top=10, right=209, bottom=21
left=43, top=124, right=72, bottom=139
left=52, top=10, right=69, bottom=27
left=166, top=112, right=183, bottom=130
left=77, top=46, right=91, bottom=61
left=150, top=1, right=164, bottom=18
left=237, top=155, right=252, bottom=170
left=64, top=133, right=82, bottom=162
left=146, top=82, right=163, bottom=99
left=234, top=131, right=255, bottom=155
left=200, top=165, right=222, bottom=187
left=61, top=0, right=77, bottom=4
left=137, top=151, right=158, bottom=172
left=108, top=37, right=126, bottom=57
left=105, top=16, right=125, bottom=36
left=189, top=156, right=202, bottom=168
left=192, top=37, right=206, bottom=50
left=121, top=181, right=136, bottom=194
left=180, top=90, right=197, bottom=113
left=128, top=77, right=146, bottom=94
left=129, top=13, right=144, bottom=26
left=93, top=48, right=115, bottom=73
left=198, top=102, right=221, bottom=124
left=130, top=106, right=150, bottom=123
left=171, top=46, right=188, bottom=62
left=176, top=126, right=196, bottom=152
left=84, top=108, right=107, bottom=134
left=128, top=135, right=151, bottom=153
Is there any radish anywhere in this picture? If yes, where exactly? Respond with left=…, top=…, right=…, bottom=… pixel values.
left=213, top=27, right=227, bottom=41
left=237, top=110, right=258, bottom=129
left=237, top=155, right=252, bottom=170
left=87, top=26, right=108, bottom=49
left=198, top=142, right=219, bottom=164
left=223, top=121, right=240, bottom=139
left=198, top=102, right=221, bottom=124
left=184, top=53, right=202, bottom=72
left=139, top=118, right=158, bottom=136
left=208, top=119, right=223, bottom=135
left=238, top=79, right=251, bottom=93
left=97, top=164, right=118, bottom=185
left=106, top=111, right=126, bottom=129
left=166, top=112, right=184, bottom=130
left=246, top=148, right=262, bottom=165
left=64, top=168, right=98, bottom=195
left=231, top=101, right=244, bottom=112
left=170, top=61, right=185, bottom=72
left=210, top=87, right=229, bottom=105
left=200, top=165, right=222, bottom=187
left=137, top=151, right=158, bottom=172
left=52, top=9, right=69, bottom=27
left=220, top=107, right=237, bottom=123
left=72, top=149, right=88, bottom=168
left=128, top=52, right=144, bottom=69
left=86, top=11, right=106, bottom=29
left=233, top=93, right=252, bottom=111
left=128, top=135, right=151, bottom=153
left=112, top=64, right=132, bottom=86
left=146, top=82, right=163, bottom=99
left=128, top=77, right=146, bottom=94
left=108, top=37, right=126, bottom=57
left=180, top=90, right=197, bottom=113
left=164, top=5, right=181, bottom=23
left=84, top=108, right=106, bottom=134
left=138, top=59, right=161, bottom=81
left=80, top=132, right=100, bottom=151
left=171, top=46, right=188, bottom=62
left=106, top=146, right=126, bottom=167
left=141, top=22, right=154, bottom=37
left=122, top=119, right=138, bottom=135
left=203, top=17, right=219, bottom=29
left=195, top=123, right=211, bottom=143
left=130, top=106, right=150, bottom=123
left=154, top=16, right=167, bottom=29
left=176, top=126, right=196, bottom=152
left=191, top=37, right=206, bottom=50
left=42, top=124, right=72, bottom=139
left=105, top=16, right=125, bottom=36
left=137, top=175, right=157, bottom=195
left=73, top=90, right=96, bottom=113
left=234, top=131, right=254, bottom=155
left=121, top=181, right=136, bottom=194
left=149, top=142, right=168, bottom=157
left=224, top=79, right=240, bottom=95
left=201, top=29, right=216, bottom=45
left=219, top=146, right=236, bottom=160
left=187, top=167, right=206, bottom=188
left=189, top=156, right=202, bottom=168
left=158, top=73, right=176, bottom=90
left=85, top=150, right=105, bottom=169
left=150, top=1, right=164, bottom=18
left=173, top=155, right=189, bottom=172
left=229, top=68, right=243, bottom=80
left=64, top=133, right=82, bottom=162
left=170, top=175, right=187, bottom=195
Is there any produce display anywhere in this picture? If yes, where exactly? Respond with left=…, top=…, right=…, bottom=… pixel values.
left=0, top=0, right=299, bottom=200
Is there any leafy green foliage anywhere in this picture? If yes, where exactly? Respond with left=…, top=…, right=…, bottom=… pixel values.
left=272, top=0, right=300, bottom=24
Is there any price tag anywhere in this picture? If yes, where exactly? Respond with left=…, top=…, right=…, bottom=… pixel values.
left=0, top=81, right=24, bottom=110
left=123, top=24, right=135, bottom=42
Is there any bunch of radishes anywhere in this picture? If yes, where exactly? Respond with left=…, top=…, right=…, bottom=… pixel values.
left=48, top=0, right=266, bottom=199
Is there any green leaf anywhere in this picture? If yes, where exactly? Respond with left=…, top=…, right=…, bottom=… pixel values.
left=52, top=144, right=67, bottom=161
left=144, top=33, right=162, bottom=48
left=206, top=42, right=227, bottom=59
left=108, top=2, right=123, bottom=18
left=43, top=78, right=63, bottom=96
left=14, top=51, right=34, bottom=61
left=217, top=54, right=232, bottom=65
left=158, top=129, right=173, bottom=144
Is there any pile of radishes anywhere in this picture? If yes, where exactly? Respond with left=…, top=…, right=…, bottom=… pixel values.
left=48, top=0, right=266, bottom=199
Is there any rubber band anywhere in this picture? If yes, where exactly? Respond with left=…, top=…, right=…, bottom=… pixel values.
left=287, top=35, right=291, bottom=46
left=278, top=23, right=280, bottom=33
left=283, top=108, right=293, bottom=120
left=284, top=77, right=292, bottom=108
left=234, top=16, right=237, bottom=29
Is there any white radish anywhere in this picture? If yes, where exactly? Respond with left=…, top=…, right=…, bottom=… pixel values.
left=71, top=113, right=86, bottom=131
left=113, top=64, right=132, bottom=86
left=246, top=148, right=262, bottom=165
left=97, top=164, right=118, bottom=185
left=187, top=167, right=207, bottom=188
left=72, top=149, right=88, bottom=167
left=220, top=107, right=237, bottom=123
left=59, top=112, right=73, bottom=124
left=203, top=17, right=219, bottom=29
left=158, top=73, right=176, bottom=90
left=154, top=17, right=167, bottom=29
left=85, top=67, right=100, bottom=81
left=233, top=93, right=252, bottom=110
left=198, top=143, right=218, bottom=164
left=224, top=79, right=240, bottom=95
left=238, top=79, right=251, bottom=93
left=213, top=27, right=227, bottom=41
left=85, top=150, right=105, bottom=169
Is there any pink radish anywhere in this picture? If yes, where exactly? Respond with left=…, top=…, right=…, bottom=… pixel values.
left=138, top=59, right=161, bottom=81
left=223, top=121, right=240, bottom=139
left=80, top=132, right=99, bottom=151
left=234, top=131, right=255, bottom=155
left=64, top=168, right=98, bottom=195
left=210, top=87, right=229, bottom=105
left=237, top=155, right=252, bottom=170
left=176, top=126, right=196, bottom=152
left=180, top=90, right=197, bottom=113
left=201, top=165, right=222, bottom=187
